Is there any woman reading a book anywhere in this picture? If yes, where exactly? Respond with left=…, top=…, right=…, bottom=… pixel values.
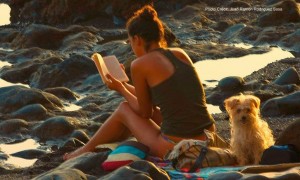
left=64, top=5, right=215, bottom=160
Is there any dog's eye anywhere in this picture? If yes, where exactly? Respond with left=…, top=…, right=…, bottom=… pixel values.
left=246, top=108, right=250, bottom=113
left=237, top=109, right=241, bottom=113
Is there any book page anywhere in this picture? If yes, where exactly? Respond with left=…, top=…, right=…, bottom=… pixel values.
left=91, top=53, right=109, bottom=83
left=103, top=55, right=129, bottom=82
left=91, top=53, right=129, bottom=83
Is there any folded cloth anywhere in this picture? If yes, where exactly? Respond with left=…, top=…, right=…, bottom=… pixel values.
left=101, top=141, right=149, bottom=171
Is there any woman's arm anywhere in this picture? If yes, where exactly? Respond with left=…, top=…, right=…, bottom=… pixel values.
left=130, top=59, right=153, bottom=119
left=122, top=82, right=136, bottom=95
left=105, top=74, right=140, bottom=114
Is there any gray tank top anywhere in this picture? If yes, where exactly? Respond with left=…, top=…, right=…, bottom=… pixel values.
left=150, top=48, right=215, bottom=137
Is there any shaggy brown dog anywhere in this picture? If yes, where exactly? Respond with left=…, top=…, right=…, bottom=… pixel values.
left=225, top=94, right=274, bottom=165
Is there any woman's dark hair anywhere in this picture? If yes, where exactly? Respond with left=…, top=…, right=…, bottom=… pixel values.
left=126, top=5, right=167, bottom=50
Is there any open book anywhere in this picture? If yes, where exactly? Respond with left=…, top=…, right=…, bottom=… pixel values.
left=91, top=53, right=129, bottom=83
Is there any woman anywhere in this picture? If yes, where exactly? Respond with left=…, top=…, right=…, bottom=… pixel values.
left=64, top=5, right=215, bottom=160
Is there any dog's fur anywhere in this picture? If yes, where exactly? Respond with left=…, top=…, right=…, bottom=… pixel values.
left=224, top=94, right=274, bottom=165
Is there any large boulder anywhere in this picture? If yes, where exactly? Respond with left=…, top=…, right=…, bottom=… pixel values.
left=273, top=67, right=300, bottom=85
left=11, top=24, right=99, bottom=50
left=9, top=0, right=110, bottom=24
left=261, top=91, right=300, bottom=116
left=33, top=116, right=80, bottom=140
left=279, top=29, right=300, bottom=53
left=276, top=118, right=300, bottom=151
left=257, top=0, right=300, bottom=27
left=0, top=85, right=63, bottom=114
left=29, top=54, right=98, bottom=89
left=0, top=119, right=28, bottom=134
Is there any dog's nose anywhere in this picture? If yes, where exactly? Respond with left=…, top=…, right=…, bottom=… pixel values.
left=241, top=116, right=247, bottom=123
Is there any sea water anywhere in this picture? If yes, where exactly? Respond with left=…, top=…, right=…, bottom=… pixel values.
left=0, top=3, right=10, bottom=26
left=195, top=46, right=294, bottom=113
left=0, top=139, right=40, bottom=168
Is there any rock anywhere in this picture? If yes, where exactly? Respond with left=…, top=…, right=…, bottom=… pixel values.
left=276, top=118, right=300, bottom=151
left=257, top=0, right=300, bottom=27
left=227, top=1, right=251, bottom=8
left=0, top=86, right=63, bottom=114
left=33, top=116, right=79, bottom=140
left=279, top=29, right=300, bottom=53
left=0, top=60, right=44, bottom=84
left=0, top=119, right=28, bottom=134
left=101, top=160, right=170, bottom=180
left=11, top=104, right=48, bottom=121
left=208, top=167, right=300, bottom=180
left=218, top=76, right=245, bottom=91
left=0, top=28, right=19, bottom=43
left=261, top=91, right=300, bottom=116
left=9, top=0, right=109, bottom=25
left=10, top=149, right=47, bottom=159
left=11, top=24, right=99, bottom=50
left=32, top=168, right=88, bottom=180
left=44, top=87, right=79, bottom=101
left=30, top=54, right=98, bottom=89
left=59, top=151, right=109, bottom=173
left=70, top=130, right=90, bottom=144
left=221, top=23, right=246, bottom=42
left=273, top=67, right=300, bottom=85
left=60, top=31, right=99, bottom=53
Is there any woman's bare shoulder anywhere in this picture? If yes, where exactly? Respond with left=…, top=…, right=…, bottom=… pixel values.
left=168, top=47, right=193, bottom=64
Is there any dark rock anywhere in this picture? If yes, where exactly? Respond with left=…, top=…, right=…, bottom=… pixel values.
left=9, top=0, right=109, bottom=25
left=273, top=67, right=300, bottom=85
left=221, top=23, right=246, bottom=42
left=228, top=1, right=251, bottom=8
left=0, top=28, right=19, bottom=43
left=11, top=24, right=99, bottom=50
left=276, top=118, right=300, bottom=151
left=11, top=103, right=48, bottom=121
left=70, top=130, right=90, bottom=144
left=92, top=113, right=112, bottom=123
left=257, top=0, right=300, bottom=27
left=0, top=86, right=63, bottom=114
left=11, top=149, right=47, bottom=159
left=44, top=87, right=79, bottom=101
left=212, top=21, right=234, bottom=32
left=218, top=76, right=245, bottom=91
left=208, top=167, right=300, bottom=180
left=33, top=116, right=79, bottom=140
left=5, top=47, right=47, bottom=64
left=30, top=54, right=98, bottom=89
left=0, top=60, right=44, bottom=84
left=32, top=168, right=88, bottom=180
left=261, top=91, right=300, bottom=116
left=0, top=119, right=28, bottom=134
left=61, top=138, right=86, bottom=150
left=101, top=160, right=170, bottom=180
left=60, top=31, right=99, bottom=53
left=59, top=151, right=109, bottom=174
left=279, top=29, right=300, bottom=53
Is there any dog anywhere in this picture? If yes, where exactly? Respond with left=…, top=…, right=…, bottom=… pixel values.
left=224, top=94, right=275, bottom=165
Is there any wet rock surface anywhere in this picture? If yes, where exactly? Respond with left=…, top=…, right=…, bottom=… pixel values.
left=0, top=0, right=300, bottom=179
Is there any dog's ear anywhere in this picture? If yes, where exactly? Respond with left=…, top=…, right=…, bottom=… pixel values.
left=248, top=95, right=260, bottom=109
left=224, top=96, right=240, bottom=112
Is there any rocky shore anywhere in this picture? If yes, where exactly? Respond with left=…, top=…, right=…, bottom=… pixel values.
left=0, top=0, right=299, bottom=179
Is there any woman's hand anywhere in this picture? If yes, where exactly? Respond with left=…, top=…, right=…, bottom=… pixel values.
left=105, top=74, right=125, bottom=92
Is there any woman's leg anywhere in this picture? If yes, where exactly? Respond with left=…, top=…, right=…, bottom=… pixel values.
left=64, top=102, right=173, bottom=160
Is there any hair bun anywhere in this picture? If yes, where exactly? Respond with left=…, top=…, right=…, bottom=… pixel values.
left=139, top=6, right=157, bottom=21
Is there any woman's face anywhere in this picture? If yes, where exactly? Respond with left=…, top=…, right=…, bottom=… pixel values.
left=128, top=35, right=144, bottom=57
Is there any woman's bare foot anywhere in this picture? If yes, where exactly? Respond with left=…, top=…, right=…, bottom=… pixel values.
left=63, top=146, right=91, bottom=160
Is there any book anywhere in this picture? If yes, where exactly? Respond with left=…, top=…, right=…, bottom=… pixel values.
left=91, top=53, right=129, bottom=83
